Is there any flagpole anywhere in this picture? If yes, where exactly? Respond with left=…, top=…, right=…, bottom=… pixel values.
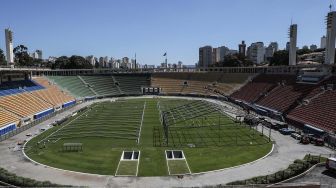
left=135, top=53, right=137, bottom=70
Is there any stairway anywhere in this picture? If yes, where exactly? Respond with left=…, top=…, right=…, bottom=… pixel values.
left=78, top=76, right=98, bottom=95
left=112, top=75, right=123, bottom=94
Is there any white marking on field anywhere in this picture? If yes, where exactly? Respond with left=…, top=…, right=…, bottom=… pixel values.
left=165, top=150, right=171, bottom=175
left=137, top=101, right=146, bottom=144
left=115, top=155, right=122, bottom=176
left=165, top=150, right=191, bottom=175
left=38, top=106, right=92, bottom=144
left=135, top=151, right=140, bottom=176
left=115, top=150, right=140, bottom=176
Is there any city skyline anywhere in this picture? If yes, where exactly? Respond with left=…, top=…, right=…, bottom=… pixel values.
left=0, top=0, right=331, bottom=65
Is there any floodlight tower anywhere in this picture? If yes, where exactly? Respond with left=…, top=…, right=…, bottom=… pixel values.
left=325, top=11, right=336, bottom=64
left=288, top=24, right=297, bottom=66
left=5, top=28, right=14, bottom=65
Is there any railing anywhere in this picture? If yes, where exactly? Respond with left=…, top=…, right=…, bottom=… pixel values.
left=1, top=64, right=334, bottom=76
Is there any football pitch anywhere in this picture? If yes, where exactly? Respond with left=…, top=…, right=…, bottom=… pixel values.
left=25, top=98, right=272, bottom=176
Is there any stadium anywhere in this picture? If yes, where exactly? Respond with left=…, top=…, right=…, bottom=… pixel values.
left=0, top=64, right=335, bottom=187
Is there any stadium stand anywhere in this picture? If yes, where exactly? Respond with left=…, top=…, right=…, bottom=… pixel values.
left=81, top=75, right=120, bottom=96
left=31, top=77, right=75, bottom=107
left=152, top=73, right=250, bottom=95
left=0, top=92, right=53, bottom=118
left=151, top=77, right=187, bottom=94
left=1, top=70, right=335, bottom=136
left=286, top=76, right=336, bottom=132
left=230, top=74, right=291, bottom=103
left=0, top=109, right=20, bottom=134
left=0, top=80, right=44, bottom=96
left=114, top=75, right=150, bottom=94
left=47, top=76, right=95, bottom=97
left=287, top=90, right=336, bottom=132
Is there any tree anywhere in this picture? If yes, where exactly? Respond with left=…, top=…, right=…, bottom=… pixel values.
left=297, top=48, right=312, bottom=55
left=0, top=48, right=6, bottom=65
left=269, top=50, right=289, bottom=66
left=211, top=54, right=253, bottom=67
left=13, top=45, right=34, bottom=66
left=51, top=55, right=92, bottom=69
left=52, top=56, right=69, bottom=69
left=68, top=55, right=92, bottom=69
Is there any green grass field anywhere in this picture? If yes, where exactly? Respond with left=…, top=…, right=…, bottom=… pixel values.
left=167, top=160, right=190, bottom=175
left=116, top=161, right=138, bottom=176
left=25, top=98, right=272, bottom=176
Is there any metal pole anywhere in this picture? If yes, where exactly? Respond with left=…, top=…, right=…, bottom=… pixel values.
left=268, top=125, right=271, bottom=142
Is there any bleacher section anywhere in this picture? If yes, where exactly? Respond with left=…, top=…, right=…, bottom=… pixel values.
left=31, top=77, right=75, bottom=107
left=286, top=76, right=336, bottom=132
left=0, top=80, right=44, bottom=96
left=230, top=74, right=291, bottom=103
left=81, top=76, right=120, bottom=96
left=0, top=109, right=20, bottom=134
left=256, top=82, right=321, bottom=113
left=0, top=92, right=53, bottom=118
left=47, top=76, right=95, bottom=97
left=231, top=74, right=336, bottom=132
left=114, top=75, right=150, bottom=94
left=287, top=90, right=336, bottom=132
left=152, top=73, right=250, bottom=95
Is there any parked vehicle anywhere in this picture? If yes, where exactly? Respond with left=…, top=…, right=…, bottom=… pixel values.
left=326, top=157, right=336, bottom=171
left=300, top=134, right=325, bottom=146
left=279, top=128, right=295, bottom=135
left=300, top=136, right=310, bottom=144
left=291, top=132, right=302, bottom=140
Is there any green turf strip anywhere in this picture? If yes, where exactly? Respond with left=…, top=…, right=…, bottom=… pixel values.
left=167, top=160, right=190, bottom=175
left=116, top=161, right=138, bottom=176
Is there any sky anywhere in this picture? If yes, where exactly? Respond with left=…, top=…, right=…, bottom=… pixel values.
left=0, top=0, right=331, bottom=65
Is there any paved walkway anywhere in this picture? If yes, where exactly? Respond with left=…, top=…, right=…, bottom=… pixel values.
left=288, top=165, right=336, bottom=187
left=0, top=96, right=334, bottom=188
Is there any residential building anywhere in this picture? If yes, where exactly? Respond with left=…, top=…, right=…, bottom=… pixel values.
left=264, top=42, right=278, bottom=62
left=321, top=35, right=326, bottom=49
left=310, top=44, right=318, bottom=51
left=199, top=46, right=213, bottom=68
left=218, top=46, right=229, bottom=62
left=177, top=61, right=183, bottom=68
left=238, top=40, right=246, bottom=56
left=212, top=48, right=220, bottom=64
left=86, top=55, right=95, bottom=66
left=269, top=42, right=278, bottom=52
left=286, top=42, right=290, bottom=51
left=247, top=42, right=265, bottom=64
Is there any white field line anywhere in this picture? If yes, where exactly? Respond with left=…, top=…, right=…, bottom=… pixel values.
left=165, top=150, right=171, bottom=175
left=166, top=150, right=191, bottom=175
left=38, top=106, right=93, bottom=144
left=116, top=151, right=139, bottom=176
left=137, top=101, right=146, bottom=144
left=114, top=151, right=123, bottom=176
left=183, top=151, right=192, bottom=174
left=136, top=151, right=140, bottom=176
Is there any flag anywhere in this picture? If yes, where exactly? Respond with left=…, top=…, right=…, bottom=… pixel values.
left=163, top=52, right=167, bottom=56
